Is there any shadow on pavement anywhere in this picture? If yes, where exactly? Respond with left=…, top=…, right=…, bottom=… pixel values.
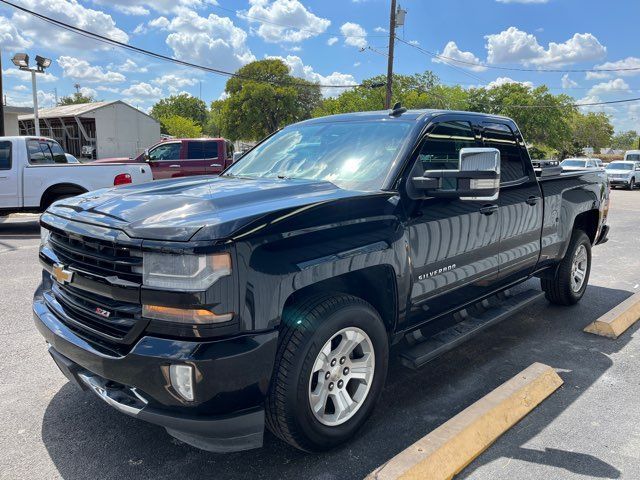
left=40, top=282, right=633, bottom=480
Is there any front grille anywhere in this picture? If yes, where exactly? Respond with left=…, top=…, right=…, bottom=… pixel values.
left=46, top=230, right=145, bottom=346
left=49, top=230, right=142, bottom=283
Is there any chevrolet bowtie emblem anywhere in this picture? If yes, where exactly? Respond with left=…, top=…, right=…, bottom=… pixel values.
left=52, top=263, right=74, bottom=285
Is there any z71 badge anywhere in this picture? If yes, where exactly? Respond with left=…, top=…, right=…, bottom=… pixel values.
left=418, top=264, right=456, bottom=281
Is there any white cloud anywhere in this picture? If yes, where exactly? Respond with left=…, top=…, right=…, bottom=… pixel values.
left=486, top=77, right=534, bottom=89
left=58, top=56, right=126, bottom=83
left=589, top=57, right=640, bottom=79
left=79, top=86, right=98, bottom=98
left=433, top=41, right=487, bottom=72
left=266, top=54, right=357, bottom=97
left=38, top=90, right=57, bottom=108
left=588, top=78, right=630, bottom=97
left=0, top=16, right=33, bottom=50
left=96, top=86, right=121, bottom=93
left=121, top=82, right=163, bottom=98
left=152, top=74, right=198, bottom=94
left=374, top=26, right=387, bottom=33
left=164, top=10, right=256, bottom=72
left=13, top=0, right=128, bottom=52
left=13, top=85, right=29, bottom=92
left=327, top=37, right=338, bottom=46
left=114, top=4, right=150, bottom=15
left=561, top=74, right=578, bottom=89
left=241, top=0, right=330, bottom=43
left=116, top=59, right=148, bottom=73
left=340, top=22, right=367, bottom=49
left=133, top=23, right=147, bottom=35
left=149, top=16, right=170, bottom=29
left=485, top=27, right=606, bottom=67
left=2, top=69, right=58, bottom=83
left=92, top=0, right=218, bottom=14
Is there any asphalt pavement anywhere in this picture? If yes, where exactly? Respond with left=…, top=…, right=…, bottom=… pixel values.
left=1, top=191, right=640, bottom=480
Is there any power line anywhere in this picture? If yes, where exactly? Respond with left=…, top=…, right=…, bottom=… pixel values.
left=0, top=0, right=363, bottom=90
left=396, top=36, right=640, bottom=74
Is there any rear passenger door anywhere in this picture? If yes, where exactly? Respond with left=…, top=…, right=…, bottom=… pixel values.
left=183, top=141, right=209, bottom=177
left=204, top=141, right=223, bottom=175
left=482, top=122, right=543, bottom=283
left=406, top=117, right=501, bottom=325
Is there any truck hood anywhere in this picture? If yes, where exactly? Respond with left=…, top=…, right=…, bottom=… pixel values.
left=48, top=176, right=368, bottom=242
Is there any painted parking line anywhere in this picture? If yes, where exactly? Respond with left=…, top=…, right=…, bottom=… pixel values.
left=366, top=363, right=563, bottom=480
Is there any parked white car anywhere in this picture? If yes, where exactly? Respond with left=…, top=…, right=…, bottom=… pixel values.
left=605, top=160, right=640, bottom=189
left=560, top=157, right=603, bottom=171
left=624, top=150, right=640, bottom=162
left=0, top=136, right=153, bottom=214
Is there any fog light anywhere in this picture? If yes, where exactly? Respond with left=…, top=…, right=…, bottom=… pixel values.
left=170, top=364, right=194, bottom=401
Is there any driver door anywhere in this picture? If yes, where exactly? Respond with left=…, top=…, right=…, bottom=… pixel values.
left=406, top=117, right=501, bottom=326
left=147, top=142, right=183, bottom=179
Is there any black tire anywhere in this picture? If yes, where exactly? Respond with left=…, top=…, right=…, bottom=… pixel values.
left=629, top=178, right=636, bottom=190
left=541, top=230, right=591, bottom=305
left=265, top=293, right=389, bottom=452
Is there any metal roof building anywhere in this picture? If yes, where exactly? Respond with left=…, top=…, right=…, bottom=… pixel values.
left=18, top=100, right=161, bottom=160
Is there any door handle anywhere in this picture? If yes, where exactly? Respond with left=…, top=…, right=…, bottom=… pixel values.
left=479, top=204, right=499, bottom=216
left=526, top=196, right=540, bottom=206
left=169, top=164, right=180, bottom=168
left=210, top=163, right=222, bottom=167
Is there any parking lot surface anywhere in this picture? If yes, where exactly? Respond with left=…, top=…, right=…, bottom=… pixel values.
left=2, top=192, right=640, bottom=480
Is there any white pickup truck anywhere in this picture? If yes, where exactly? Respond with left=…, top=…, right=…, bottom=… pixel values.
left=0, top=136, right=153, bottom=214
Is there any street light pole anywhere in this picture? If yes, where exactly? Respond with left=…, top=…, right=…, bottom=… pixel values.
left=0, top=52, right=5, bottom=137
left=31, top=70, right=40, bottom=136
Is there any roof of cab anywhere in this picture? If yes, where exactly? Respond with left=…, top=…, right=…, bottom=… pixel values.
left=297, top=109, right=513, bottom=126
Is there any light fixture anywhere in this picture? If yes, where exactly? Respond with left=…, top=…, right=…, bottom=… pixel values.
left=11, top=53, right=29, bottom=69
left=35, top=55, right=52, bottom=70
left=169, top=364, right=195, bottom=401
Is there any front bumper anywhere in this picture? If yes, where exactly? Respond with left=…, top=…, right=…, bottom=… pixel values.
left=609, top=178, right=631, bottom=186
left=34, top=296, right=278, bottom=452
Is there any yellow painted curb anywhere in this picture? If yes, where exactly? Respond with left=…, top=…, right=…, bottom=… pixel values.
left=366, top=363, right=563, bottom=480
left=584, top=290, right=640, bottom=339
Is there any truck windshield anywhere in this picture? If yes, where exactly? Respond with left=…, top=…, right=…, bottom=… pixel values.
left=223, top=121, right=413, bottom=191
left=607, top=162, right=633, bottom=170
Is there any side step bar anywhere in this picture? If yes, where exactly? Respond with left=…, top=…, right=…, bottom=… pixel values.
left=400, top=289, right=545, bottom=370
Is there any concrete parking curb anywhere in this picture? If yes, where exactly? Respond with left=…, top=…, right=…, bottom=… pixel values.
left=365, top=362, right=563, bottom=480
left=584, top=290, right=640, bottom=339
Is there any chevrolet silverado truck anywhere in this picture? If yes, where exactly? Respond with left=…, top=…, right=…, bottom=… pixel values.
left=92, top=138, right=235, bottom=179
left=0, top=136, right=153, bottom=214
left=34, top=109, right=609, bottom=453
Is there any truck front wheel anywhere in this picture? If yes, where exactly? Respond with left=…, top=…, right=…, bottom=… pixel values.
left=541, top=230, right=592, bottom=305
left=265, top=293, right=389, bottom=452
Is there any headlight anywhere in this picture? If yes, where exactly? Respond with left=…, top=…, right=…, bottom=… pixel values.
left=142, top=252, right=231, bottom=291
left=40, top=226, right=50, bottom=246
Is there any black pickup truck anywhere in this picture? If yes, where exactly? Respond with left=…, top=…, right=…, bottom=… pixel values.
left=34, top=109, right=609, bottom=453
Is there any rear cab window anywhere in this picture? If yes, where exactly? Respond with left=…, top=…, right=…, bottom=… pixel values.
left=203, top=141, right=218, bottom=159
left=482, top=123, right=528, bottom=183
left=0, top=141, right=11, bottom=170
left=187, top=141, right=204, bottom=160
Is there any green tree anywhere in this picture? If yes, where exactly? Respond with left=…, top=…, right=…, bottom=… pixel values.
left=570, top=112, right=614, bottom=151
left=611, top=130, right=639, bottom=150
left=160, top=115, right=203, bottom=138
left=151, top=94, right=208, bottom=132
left=59, top=92, right=96, bottom=105
left=217, top=59, right=322, bottom=141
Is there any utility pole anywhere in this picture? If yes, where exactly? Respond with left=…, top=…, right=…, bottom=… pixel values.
left=384, top=0, right=397, bottom=109
left=0, top=52, right=5, bottom=136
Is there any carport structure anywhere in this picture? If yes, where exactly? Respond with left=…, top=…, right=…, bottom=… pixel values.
left=18, top=101, right=160, bottom=159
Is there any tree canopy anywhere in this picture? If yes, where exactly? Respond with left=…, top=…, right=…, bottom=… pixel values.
left=151, top=94, right=208, bottom=132
left=59, top=91, right=96, bottom=105
left=216, top=59, right=322, bottom=141
left=159, top=115, right=203, bottom=138
left=611, top=130, right=639, bottom=150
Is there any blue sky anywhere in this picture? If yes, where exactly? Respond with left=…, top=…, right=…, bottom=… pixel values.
left=0, top=0, right=638, bottom=133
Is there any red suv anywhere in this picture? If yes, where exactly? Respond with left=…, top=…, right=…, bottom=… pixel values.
left=93, top=138, right=235, bottom=180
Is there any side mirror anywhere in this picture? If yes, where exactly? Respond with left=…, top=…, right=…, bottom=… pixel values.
left=143, top=148, right=150, bottom=161
left=410, top=148, right=501, bottom=201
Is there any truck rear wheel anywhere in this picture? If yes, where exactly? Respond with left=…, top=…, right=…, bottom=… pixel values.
left=541, top=230, right=591, bottom=305
left=265, top=293, right=388, bottom=452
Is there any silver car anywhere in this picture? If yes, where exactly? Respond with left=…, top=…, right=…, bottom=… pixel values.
left=605, top=160, right=640, bottom=189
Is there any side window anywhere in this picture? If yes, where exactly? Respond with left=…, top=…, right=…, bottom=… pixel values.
left=148, top=143, right=181, bottom=161
left=203, top=141, right=218, bottom=159
left=483, top=123, right=527, bottom=183
left=48, top=142, right=68, bottom=164
left=418, top=121, right=476, bottom=170
left=187, top=142, right=204, bottom=160
left=0, top=141, right=11, bottom=170
left=27, top=140, right=54, bottom=165
left=226, top=141, right=234, bottom=159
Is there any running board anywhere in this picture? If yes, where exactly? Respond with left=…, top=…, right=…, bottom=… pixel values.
left=400, top=289, right=545, bottom=370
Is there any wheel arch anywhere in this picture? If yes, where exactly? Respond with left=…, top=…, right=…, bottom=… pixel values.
left=40, top=183, right=88, bottom=210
